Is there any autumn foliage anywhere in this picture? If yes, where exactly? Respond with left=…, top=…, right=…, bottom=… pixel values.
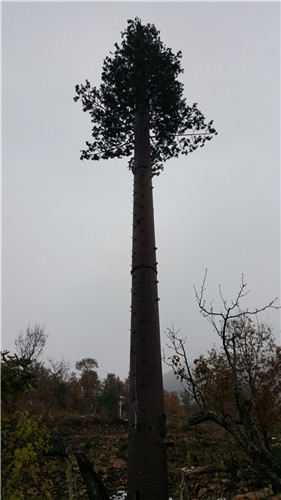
left=166, top=274, right=281, bottom=490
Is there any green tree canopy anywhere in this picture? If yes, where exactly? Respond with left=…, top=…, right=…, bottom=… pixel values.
left=74, top=17, right=217, bottom=175
left=75, top=358, right=100, bottom=413
left=75, top=357, right=99, bottom=372
left=1, top=351, right=35, bottom=415
left=99, top=373, right=125, bottom=421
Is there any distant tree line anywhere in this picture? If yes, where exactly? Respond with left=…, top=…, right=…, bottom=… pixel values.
left=1, top=326, right=129, bottom=498
left=2, top=275, right=281, bottom=497
left=2, top=324, right=128, bottom=422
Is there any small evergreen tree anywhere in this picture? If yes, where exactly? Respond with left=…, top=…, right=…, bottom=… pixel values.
left=76, top=358, right=100, bottom=413
left=99, top=373, right=125, bottom=421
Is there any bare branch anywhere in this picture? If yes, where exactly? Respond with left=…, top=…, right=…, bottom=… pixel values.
left=166, top=274, right=281, bottom=488
left=195, top=272, right=279, bottom=326
left=165, top=326, right=205, bottom=408
left=15, top=323, right=48, bottom=362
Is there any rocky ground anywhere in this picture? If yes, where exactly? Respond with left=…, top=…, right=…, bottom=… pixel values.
left=45, top=414, right=281, bottom=500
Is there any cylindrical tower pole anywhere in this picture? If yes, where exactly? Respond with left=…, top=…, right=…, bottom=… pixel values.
left=127, top=109, right=169, bottom=500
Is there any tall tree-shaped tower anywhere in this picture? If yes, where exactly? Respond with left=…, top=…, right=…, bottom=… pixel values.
left=74, top=18, right=217, bottom=499
left=128, top=107, right=168, bottom=498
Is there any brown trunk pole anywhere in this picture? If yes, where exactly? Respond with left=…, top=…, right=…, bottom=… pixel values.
left=127, top=109, right=169, bottom=499
left=75, top=453, right=110, bottom=500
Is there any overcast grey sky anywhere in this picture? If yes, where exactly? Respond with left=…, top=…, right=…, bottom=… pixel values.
left=2, top=1, right=280, bottom=380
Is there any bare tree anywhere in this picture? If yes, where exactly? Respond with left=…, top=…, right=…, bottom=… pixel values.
left=47, top=356, right=71, bottom=381
left=166, top=272, right=281, bottom=491
left=15, top=323, right=48, bottom=363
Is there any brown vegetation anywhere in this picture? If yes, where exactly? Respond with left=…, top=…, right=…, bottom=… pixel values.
left=2, top=294, right=281, bottom=500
